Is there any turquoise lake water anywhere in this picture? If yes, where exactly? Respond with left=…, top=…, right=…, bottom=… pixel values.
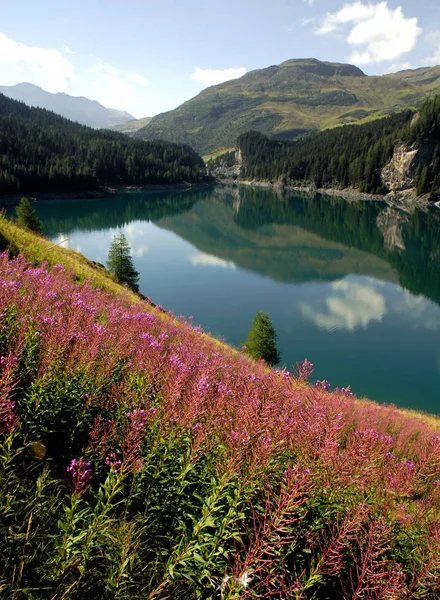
left=28, top=186, right=440, bottom=413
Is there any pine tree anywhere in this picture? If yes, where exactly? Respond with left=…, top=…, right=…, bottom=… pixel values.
left=15, top=197, right=43, bottom=234
left=244, top=311, right=280, bottom=366
left=107, top=232, right=140, bottom=292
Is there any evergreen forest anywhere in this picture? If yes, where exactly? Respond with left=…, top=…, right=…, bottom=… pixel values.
left=0, top=94, right=206, bottom=195
left=237, top=95, right=440, bottom=197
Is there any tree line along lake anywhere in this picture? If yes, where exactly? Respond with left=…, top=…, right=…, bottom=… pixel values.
left=15, top=186, right=440, bottom=414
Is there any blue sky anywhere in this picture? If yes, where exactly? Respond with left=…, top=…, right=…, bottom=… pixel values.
left=1, top=0, right=439, bottom=117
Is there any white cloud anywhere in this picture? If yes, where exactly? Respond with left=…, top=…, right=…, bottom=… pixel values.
left=423, top=30, right=440, bottom=66
left=316, top=2, right=421, bottom=65
left=317, top=2, right=376, bottom=34
left=190, top=67, right=246, bottom=87
left=300, top=279, right=387, bottom=332
left=304, top=0, right=315, bottom=6
left=0, top=32, right=75, bottom=92
left=190, top=252, right=236, bottom=269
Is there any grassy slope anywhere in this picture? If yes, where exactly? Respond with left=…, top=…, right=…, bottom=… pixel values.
left=136, top=59, right=440, bottom=155
left=1, top=218, right=440, bottom=598
left=0, top=218, right=138, bottom=301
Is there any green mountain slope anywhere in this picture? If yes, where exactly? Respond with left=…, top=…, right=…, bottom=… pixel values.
left=135, top=58, right=440, bottom=155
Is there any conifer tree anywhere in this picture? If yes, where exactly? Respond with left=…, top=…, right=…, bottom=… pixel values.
left=15, top=197, right=43, bottom=234
left=107, top=232, right=140, bottom=292
left=244, top=311, right=280, bottom=366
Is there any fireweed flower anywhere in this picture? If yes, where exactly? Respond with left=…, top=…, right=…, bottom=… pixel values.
left=196, top=376, right=210, bottom=396
left=315, top=380, right=331, bottom=390
left=67, top=458, right=93, bottom=495
left=339, top=387, right=354, bottom=397
left=0, top=395, right=18, bottom=434
left=122, top=410, right=148, bottom=472
left=105, top=453, right=122, bottom=471
left=296, top=359, right=314, bottom=381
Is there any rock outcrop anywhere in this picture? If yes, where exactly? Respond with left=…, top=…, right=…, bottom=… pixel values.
left=382, top=143, right=418, bottom=194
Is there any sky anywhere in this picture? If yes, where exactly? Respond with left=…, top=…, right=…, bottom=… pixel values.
left=0, top=0, right=439, bottom=118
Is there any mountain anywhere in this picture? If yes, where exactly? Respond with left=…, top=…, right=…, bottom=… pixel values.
left=0, top=82, right=135, bottom=128
left=109, top=116, right=152, bottom=134
left=0, top=93, right=206, bottom=196
left=135, top=58, right=440, bottom=155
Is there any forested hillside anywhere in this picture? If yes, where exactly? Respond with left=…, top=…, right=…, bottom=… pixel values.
left=136, top=59, right=440, bottom=155
left=0, top=94, right=206, bottom=195
left=237, top=95, right=440, bottom=197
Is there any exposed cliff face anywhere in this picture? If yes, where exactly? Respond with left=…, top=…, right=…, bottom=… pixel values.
left=382, top=144, right=418, bottom=193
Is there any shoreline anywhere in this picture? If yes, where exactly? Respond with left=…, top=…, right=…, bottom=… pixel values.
left=219, top=178, right=435, bottom=212
left=0, top=182, right=214, bottom=207
left=1, top=179, right=435, bottom=213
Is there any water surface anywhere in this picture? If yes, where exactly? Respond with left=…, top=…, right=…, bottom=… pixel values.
left=31, top=187, right=440, bottom=413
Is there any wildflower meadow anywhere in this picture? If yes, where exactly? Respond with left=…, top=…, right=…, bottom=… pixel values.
left=1, top=249, right=440, bottom=599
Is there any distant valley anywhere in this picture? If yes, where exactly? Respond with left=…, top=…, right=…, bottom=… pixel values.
left=109, top=116, right=152, bottom=134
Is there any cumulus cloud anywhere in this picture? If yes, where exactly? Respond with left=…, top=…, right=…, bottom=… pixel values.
left=423, top=30, right=440, bottom=66
left=190, top=67, right=246, bottom=87
left=300, top=279, right=387, bottom=332
left=316, top=2, right=421, bottom=65
left=0, top=32, right=75, bottom=92
left=190, top=252, right=236, bottom=269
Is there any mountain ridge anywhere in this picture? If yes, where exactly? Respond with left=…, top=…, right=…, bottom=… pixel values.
left=135, top=58, right=440, bottom=155
left=0, top=82, right=134, bottom=128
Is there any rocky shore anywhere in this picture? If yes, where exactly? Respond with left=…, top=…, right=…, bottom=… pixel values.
left=218, top=178, right=435, bottom=213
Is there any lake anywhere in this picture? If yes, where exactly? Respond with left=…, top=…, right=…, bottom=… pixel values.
left=29, top=186, right=440, bottom=413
